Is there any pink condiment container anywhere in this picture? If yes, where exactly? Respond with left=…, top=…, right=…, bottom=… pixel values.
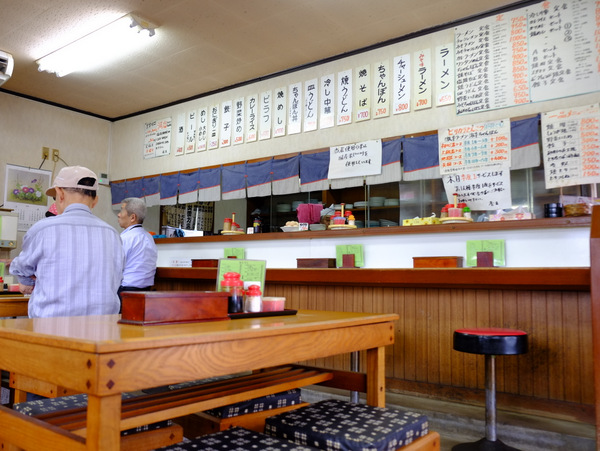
left=261, top=296, right=286, bottom=312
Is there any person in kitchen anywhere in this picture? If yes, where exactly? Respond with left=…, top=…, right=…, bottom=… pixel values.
left=116, top=197, right=157, bottom=307
left=10, top=166, right=124, bottom=318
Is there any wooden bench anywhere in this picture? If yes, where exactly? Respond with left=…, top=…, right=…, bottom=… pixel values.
left=10, top=373, right=78, bottom=404
left=10, top=365, right=331, bottom=449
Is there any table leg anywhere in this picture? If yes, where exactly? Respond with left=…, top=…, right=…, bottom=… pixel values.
left=86, top=393, right=121, bottom=450
left=350, top=351, right=359, bottom=403
left=365, top=346, right=386, bottom=407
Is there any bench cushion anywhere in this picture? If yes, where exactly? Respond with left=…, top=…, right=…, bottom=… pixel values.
left=14, top=392, right=172, bottom=436
left=156, top=426, right=318, bottom=450
left=265, top=399, right=429, bottom=451
left=205, top=389, right=302, bottom=418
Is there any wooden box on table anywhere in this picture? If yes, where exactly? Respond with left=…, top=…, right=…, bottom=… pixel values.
left=120, top=291, right=230, bottom=325
left=296, top=258, right=337, bottom=268
left=412, top=256, right=464, bottom=268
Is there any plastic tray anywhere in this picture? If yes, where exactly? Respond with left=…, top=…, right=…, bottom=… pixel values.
left=229, top=309, right=297, bottom=319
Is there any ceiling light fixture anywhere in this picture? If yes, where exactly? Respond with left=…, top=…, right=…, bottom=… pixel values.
left=36, top=13, right=157, bottom=77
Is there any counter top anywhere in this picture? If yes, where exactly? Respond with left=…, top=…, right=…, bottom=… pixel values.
left=154, top=216, right=591, bottom=244
left=156, top=266, right=589, bottom=291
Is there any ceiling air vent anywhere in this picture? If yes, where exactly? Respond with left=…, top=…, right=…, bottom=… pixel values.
left=0, top=50, right=14, bottom=87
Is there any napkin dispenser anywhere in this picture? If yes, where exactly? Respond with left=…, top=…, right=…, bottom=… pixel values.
left=119, top=291, right=230, bottom=325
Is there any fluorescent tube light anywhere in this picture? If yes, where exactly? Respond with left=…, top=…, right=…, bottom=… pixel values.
left=36, top=13, right=157, bottom=77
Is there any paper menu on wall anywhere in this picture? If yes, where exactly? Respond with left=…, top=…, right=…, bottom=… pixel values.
left=336, top=244, right=364, bottom=268
left=466, top=240, right=506, bottom=267
left=216, top=259, right=266, bottom=290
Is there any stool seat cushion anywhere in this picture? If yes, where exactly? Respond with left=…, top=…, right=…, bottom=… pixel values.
left=14, top=392, right=172, bottom=436
left=155, top=426, right=319, bottom=450
left=454, top=328, right=528, bottom=355
left=265, top=399, right=429, bottom=451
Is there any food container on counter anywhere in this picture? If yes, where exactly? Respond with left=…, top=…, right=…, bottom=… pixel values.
left=262, top=296, right=286, bottom=312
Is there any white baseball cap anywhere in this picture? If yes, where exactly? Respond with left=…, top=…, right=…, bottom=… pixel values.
left=46, top=166, right=99, bottom=197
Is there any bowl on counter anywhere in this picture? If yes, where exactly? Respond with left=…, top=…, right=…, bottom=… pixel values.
left=281, top=226, right=301, bottom=232
left=276, top=203, right=292, bottom=212
left=262, top=296, right=286, bottom=312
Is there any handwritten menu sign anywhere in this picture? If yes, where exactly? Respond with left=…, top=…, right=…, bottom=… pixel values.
left=328, top=139, right=382, bottom=179
left=216, top=259, right=266, bottom=290
left=392, top=54, right=411, bottom=114
left=455, top=8, right=529, bottom=114
left=541, top=103, right=600, bottom=189
left=529, top=0, right=600, bottom=102
left=439, top=119, right=511, bottom=175
left=144, top=117, right=172, bottom=159
left=442, top=169, right=512, bottom=210
left=455, top=0, right=600, bottom=115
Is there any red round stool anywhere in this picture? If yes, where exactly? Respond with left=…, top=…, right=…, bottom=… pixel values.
left=452, top=328, right=528, bottom=451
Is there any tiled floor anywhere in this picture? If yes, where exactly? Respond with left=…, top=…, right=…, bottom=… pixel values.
left=303, top=387, right=596, bottom=451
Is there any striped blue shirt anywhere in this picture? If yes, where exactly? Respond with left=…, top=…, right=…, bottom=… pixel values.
left=120, top=224, right=157, bottom=288
left=10, top=203, right=124, bottom=318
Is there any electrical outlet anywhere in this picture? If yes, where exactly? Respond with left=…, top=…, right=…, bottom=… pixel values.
left=42, top=147, right=49, bottom=159
left=52, top=149, right=60, bottom=161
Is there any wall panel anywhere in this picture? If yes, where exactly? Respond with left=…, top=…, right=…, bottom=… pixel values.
left=155, top=274, right=593, bottom=422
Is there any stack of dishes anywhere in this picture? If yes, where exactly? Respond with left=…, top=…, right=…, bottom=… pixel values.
left=367, top=220, right=380, bottom=228
left=276, top=203, right=292, bottom=213
left=384, top=199, right=400, bottom=206
left=292, top=201, right=303, bottom=211
left=379, top=219, right=399, bottom=227
left=354, top=201, right=368, bottom=208
left=369, top=197, right=386, bottom=207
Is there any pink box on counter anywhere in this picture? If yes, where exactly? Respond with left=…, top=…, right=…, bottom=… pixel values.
left=262, top=297, right=286, bottom=312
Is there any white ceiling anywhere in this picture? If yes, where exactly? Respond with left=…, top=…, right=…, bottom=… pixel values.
left=0, top=0, right=523, bottom=120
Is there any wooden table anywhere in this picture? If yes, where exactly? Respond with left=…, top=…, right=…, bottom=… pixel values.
left=0, top=295, right=28, bottom=317
left=0, top=309, right=398, bottom=450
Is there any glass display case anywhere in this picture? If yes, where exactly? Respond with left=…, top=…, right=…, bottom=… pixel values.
left=159, top=167, right=598, bottom=233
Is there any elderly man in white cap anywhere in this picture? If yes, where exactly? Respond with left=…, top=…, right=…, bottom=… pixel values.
left=10, top=166, right=124, bottom=318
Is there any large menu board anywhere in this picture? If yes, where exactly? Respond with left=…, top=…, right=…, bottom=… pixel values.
left=541, top=103, right=600, bottom=189
left=456, top=0, right=600, bottom=115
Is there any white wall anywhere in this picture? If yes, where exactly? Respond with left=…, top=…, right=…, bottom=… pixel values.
left=0, top=92, right=114, bottom=256
left=156, top=225, right=590, bottom=269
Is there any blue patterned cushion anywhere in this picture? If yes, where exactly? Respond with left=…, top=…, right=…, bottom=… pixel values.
left=265, top=399, right=429, bottom=451
left=14, top=392, right=172, bottom=436
left=156, top=426, right=318, bottom=450
left=205, top=389, right=302, bottom=418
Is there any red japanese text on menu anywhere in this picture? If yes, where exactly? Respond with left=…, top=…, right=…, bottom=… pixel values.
left=541, top=103, right=600, bottom=189
left=455, top=0, right=600, bottom=115
left=439, top=119, right=511, bottom=175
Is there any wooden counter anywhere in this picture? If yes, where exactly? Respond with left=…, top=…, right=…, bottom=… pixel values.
left=155, top=264, right=594, bottom=426
left=0, top=295, right=27, bottom=317
left=154, top=215, right=591, bottom=244
left=156, top=267, right=589, bottom=291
